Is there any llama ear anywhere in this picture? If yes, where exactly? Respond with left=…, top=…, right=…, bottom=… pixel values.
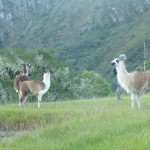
left=44, top=69, right=49, bottom=73
left=26, top=62, right=32, bottom=68
left=49, top=70, right=53, bottom=74
left=116, top=58, right=119, bottom=63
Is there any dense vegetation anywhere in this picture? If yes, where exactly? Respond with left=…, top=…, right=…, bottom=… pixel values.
left=0, top=96, right=150, bottom=150
left=0, top=49, right=112, bottom=103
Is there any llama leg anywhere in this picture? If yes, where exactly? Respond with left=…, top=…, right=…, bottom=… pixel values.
left=38, top=94, right=42, bottom=108
left=131, top=94, right=135, bottom=109
left=18, top=93, right=21, bottom=106
left=19, top=90, right=27, bottom=107
left=22, top=97, right=27, bottom=106
left=16, top=92, right=21, bottom=106
left=18, top=92, right=23, bottom=106
left=137, top=95, right=141, bottom=109
left=19, top=96, right=26, bottom=107
left=116, top=83, right=122, bottom=100
left=19, top=97, right=24, bottom=107
left=19, top=100, right=21, bottom=106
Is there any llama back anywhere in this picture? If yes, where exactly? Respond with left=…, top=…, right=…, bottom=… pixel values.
left=20, top=80, right=46, bottom=94
left=119, top=71, right=150, bottom=94
left=133, top=71, right=150, bottom=93
left=14, top=75, right=31, bottom=91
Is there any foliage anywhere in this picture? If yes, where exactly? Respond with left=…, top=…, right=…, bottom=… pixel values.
left=74, top=71, right=112, bottom=98
left=146, top=59, right=150, bottom=70
left=0, top=78, right=15, bottom=104
left=135, top=58, right=150, bottom=72
left=0, top=49, right=112, bottom=103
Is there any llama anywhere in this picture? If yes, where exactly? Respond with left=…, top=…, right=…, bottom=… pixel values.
left=19, top=69, right=52, bottom=108
left=111, top=58, right=150, bottom=108
left=14, top=63, right=31, bottom=105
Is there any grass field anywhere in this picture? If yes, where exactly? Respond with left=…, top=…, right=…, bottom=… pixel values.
left=0, top=95, right=150, bottom=150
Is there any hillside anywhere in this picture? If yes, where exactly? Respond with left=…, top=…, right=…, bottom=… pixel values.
left=0, top=0, right=150, bottom=82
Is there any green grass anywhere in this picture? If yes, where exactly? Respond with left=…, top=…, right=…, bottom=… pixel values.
left=0, top=95, right=150, bottom=150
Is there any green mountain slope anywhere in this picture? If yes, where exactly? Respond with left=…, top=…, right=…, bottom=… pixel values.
left=0, top=0, right=150, bottom=82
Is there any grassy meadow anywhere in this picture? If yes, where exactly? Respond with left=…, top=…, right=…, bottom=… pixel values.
left=0, top=95, right=150, bottom=150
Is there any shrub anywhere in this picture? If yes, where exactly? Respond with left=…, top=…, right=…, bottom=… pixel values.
left=74, top=71, right=112, bottom=98
left=0, top=49, right=112, bottom=103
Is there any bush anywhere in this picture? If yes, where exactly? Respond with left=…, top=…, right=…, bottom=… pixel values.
left=74, top=71, right=112, bottom=98
left=0, top=49, right=112, bottom=103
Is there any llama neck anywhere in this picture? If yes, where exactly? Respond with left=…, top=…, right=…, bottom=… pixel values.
left=117, top=62, right=128, bottom=75
left=116, top=63, right=130, bottom=93
left=22, top=65, right=28, bottom=75
left=43, top=74, right=51, bottom=88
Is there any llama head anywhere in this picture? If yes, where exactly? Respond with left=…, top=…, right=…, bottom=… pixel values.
left=111, top=58, right=119, bottom=76
left=21, top=63, right=31, bottom=75
left=43, top=69, right=53, bottom=78
left=26, top=62, right=32, bottom=68
left=111, top=58, right=126, bottom=67
left=44, top=69, right=53, bottom=74
left=21, top=63, right=31, bottom=69
left=111, top=58, right=119, bottom=67
left=111, top=58, right=127, bottom=74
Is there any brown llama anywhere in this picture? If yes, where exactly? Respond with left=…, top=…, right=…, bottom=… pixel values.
left=14, top=63, right=31, bottom=106
left=19, top=70, right=52, bottom=108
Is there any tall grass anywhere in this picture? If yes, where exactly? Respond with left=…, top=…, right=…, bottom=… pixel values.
left=0, top=95, right=150, bottom=150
